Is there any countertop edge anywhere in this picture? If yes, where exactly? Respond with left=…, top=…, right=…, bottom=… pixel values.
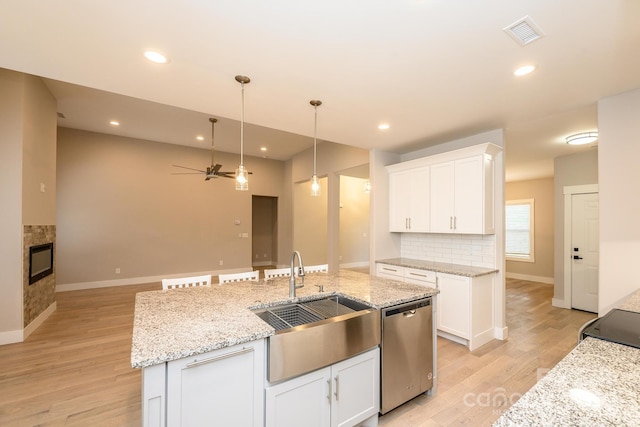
left=376, top=257, right=499, bottom=277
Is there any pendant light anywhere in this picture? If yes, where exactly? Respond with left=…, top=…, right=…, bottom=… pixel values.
left=235, top=75, right=250, bottom=191
left=310, top=100, right=322, bottom=196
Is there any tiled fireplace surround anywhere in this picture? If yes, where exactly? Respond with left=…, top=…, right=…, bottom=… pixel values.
left=23, top=225, right=56, bottom=328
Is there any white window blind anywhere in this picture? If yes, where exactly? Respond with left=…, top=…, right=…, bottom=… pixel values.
left=506, top=199, right=535, bottom=262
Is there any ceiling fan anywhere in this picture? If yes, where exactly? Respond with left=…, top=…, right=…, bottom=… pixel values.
left=172, top=117, right=249, bottom=181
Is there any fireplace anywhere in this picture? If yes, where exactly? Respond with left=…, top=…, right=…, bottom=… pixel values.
left=29, top=242, right=54, bottom=285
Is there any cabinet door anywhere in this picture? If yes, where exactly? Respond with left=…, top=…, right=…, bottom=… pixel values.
left=453, top=156, right=484, bottom=234
left=331, top=348, right=380, bottom=427
left=389, top=167, right=429, bottom=232
left=437, top=273, right=470, bottom=339
left=430, top=161, right=455, bottom=233
left=266, top=368, right=331, bottom=427
left=167, top=341, right=264, bottom=427
left=389, top=170, right=412, bottom=232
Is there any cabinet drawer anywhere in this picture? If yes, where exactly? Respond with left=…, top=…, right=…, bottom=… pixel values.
left=404, top=268, right=436, bottom=285
left=376, top=263, right=404, bottom=279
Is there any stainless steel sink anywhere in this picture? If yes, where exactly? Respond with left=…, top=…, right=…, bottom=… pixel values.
left=252, top=295, right=380, bottom=382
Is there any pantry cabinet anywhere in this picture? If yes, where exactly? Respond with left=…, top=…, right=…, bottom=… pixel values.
left=265, top=348, right=380, bottom=427
left=388, top=166, right=429, bottom=232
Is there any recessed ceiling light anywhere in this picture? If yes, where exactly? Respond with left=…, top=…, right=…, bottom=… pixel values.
left=144, top=50, right=168, bottom=64
left=109, top=120, right=120, bottom=126
left=196, top=136, right=204, bottom=141
left=514, top=65, right=536, bottom=77
left=378, top=123, right=390, bottom=130
left=566, top=132, right=598, bottom=145
left=260, top=147, right=267, bottom=152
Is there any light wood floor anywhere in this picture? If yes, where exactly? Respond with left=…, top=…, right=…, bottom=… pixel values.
left=0, top=278, right=595, bottom=426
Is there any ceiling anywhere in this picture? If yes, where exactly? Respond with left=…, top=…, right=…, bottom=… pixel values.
left=2, top=1, right=639, bottom=181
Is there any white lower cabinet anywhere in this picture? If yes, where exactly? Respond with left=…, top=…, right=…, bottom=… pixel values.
left=265, top=348, right=380, bottom=427
left=149, top=340, right=265, bottom=427
left=436, top=272, right=495, bottom=351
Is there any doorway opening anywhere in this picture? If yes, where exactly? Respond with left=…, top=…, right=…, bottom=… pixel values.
left=252, top=195, right=278, bottom=268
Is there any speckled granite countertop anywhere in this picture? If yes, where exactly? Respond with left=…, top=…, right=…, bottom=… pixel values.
left=493, top=337, right=640, bottom=426
left=377, top=257, right=498, bottom=277
left=131, top=270, right=438, bottom=369
left=494, top=289, right=640, bottom=426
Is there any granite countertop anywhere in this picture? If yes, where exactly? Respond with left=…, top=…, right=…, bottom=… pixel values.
left=377, top=257, right=498, bottom=277
left=494, top=288, right=640, bottom=426
left=493, top=337, right=640, bottom=426
left=131, top=270, right=438, bottom=369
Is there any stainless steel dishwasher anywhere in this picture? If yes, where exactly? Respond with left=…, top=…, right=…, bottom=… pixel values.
left=380, top=297, right=433, bottom=414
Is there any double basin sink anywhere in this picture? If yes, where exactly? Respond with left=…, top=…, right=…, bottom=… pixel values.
left=253, top=295, right=381, bottom=382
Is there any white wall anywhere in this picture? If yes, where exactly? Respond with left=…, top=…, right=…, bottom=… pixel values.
left=598, top=87, right=640, bottom=314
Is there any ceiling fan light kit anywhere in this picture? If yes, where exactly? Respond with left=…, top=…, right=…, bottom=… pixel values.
left=310, top=99, right=322, bottom=196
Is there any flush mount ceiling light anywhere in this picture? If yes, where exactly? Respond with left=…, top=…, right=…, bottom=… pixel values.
left=144, top=50, right=168, bottom=64
left=235, top=75, right=251, bottom=191
left=109, top=120, right=120, bottom=126
left=566, top=132, right=598, bottom=145
left=378, top=123, right=390, bottom=130
left=514, top=64, right=536, bottom=77
left=310, top=99, right=322, bottom=196
left=196, top=135, right=204, bottom=141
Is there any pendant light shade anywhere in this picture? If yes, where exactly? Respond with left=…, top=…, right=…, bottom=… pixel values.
left=235, top=75, right=250, bottom=191
left=310, top=100, right=322, bottom=196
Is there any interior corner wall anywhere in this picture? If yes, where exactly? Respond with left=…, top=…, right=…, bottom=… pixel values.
left=0, top=68, right=25, bottom=341
left=598, top=87, right=640, bottom=314
left=505, top=177, right=554, bottom=283
left=552, top=150, right=598, bottom=302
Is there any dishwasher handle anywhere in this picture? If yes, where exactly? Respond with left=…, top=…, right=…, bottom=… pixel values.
left=383, top=298, right=431, bottom=317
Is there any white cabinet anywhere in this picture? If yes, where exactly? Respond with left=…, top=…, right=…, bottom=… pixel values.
left=265, top=348, right=380, bottom=427
left=436, top=272, right=495, bottom=351
left=388, top=167, right=429, bottom=232
left=165, top=340, right=265, bottom=427
left=430, top=154, right=494, bottom=234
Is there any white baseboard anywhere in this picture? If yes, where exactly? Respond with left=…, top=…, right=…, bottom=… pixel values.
left=0, top=301, right=58, bottom=345
left=552, top=298, right=570, bottom=309
left=505, top=272, right=554, bottom=285
left=494, top=326, right=509, bottom=340
left=0, top=329, right=23, bottom=345
left=56, top=268, right=249, bottom=292
left=24, top=301, right=57, bottom=340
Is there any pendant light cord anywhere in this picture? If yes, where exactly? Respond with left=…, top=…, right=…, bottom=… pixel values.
left=313, top=104, right=318, bottom=176
left=240, top=81, right=245, bottom=166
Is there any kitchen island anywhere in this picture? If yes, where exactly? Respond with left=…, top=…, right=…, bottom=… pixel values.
left=131, top=270, right=438, bottom=426
left=493, top=290, right=640, bottom=426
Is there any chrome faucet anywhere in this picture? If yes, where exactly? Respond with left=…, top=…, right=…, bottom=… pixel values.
left=289, top=251, right=305, bottom=298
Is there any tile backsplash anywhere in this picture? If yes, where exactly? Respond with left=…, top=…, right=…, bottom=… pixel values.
left=401, top=233, right=495, bottom=268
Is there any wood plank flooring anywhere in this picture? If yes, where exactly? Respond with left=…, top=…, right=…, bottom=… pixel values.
left=0, top=278, right=595, bottom=426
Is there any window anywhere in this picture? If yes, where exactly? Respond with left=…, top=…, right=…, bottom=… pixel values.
left=505, top=199, right=535, bottom=262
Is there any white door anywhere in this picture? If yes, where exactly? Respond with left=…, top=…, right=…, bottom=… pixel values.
left=571, top=193, right=599, bottom=313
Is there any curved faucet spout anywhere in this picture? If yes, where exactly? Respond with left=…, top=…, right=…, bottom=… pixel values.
left=289, top=251, right=305, bottom=298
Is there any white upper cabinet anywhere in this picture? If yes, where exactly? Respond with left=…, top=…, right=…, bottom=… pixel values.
left=430, top=154, right=494, bottom=234
left=388, top=143, right=500, bottom=235
left=388, top=166, right=429, bottom=232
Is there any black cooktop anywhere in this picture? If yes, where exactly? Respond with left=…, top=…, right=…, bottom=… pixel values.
left=581, top=308, right=640, bottom=349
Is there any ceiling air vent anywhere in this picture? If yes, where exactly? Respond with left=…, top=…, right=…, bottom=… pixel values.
left=503, top=16, right=545, bottom=46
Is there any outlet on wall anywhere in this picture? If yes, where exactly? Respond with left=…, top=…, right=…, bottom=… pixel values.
left=219, top=260, right=224, bottom=266
left=115, top=267, right=121, bottom=274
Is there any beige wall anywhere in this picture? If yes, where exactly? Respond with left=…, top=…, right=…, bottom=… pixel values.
left=0, top=69, right=57, bottom=342
left=339, top=176, right=370, bottom=266
left=598, top=87, right=640, bottom=314
left=553, top=150, right=598, bottom=302
left=0, top=68, right=25, bottom=338
left=505, top=178, right=554, bottom=282
left=293, top=177, right=328, bottom=266
left=56, top=127, right=290, bottom=285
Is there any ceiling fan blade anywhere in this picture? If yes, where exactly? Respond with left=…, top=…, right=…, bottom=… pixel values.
left=171, top=172, right=205, bottom=175
left=172, top=164, right=206, bottom=173
left=212, top=164, right=223, bottom=173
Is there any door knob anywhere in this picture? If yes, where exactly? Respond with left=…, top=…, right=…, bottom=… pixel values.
left=573, top=255, right=583, bottom=260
